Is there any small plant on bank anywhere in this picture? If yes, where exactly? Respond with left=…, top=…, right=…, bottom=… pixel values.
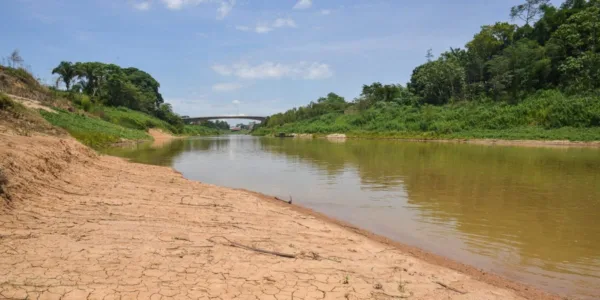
left=343, top=275, right=349, bottom=284
left=0, top=168, right=10, bottom=202
left=0, top=92, right=14, bottom=110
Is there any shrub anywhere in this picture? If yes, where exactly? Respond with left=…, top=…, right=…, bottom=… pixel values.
left=0, top=92, right=14, bottom=110
left=0, top=167, right=9, bottom=202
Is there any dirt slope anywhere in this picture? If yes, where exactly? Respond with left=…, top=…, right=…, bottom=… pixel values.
left=0, top=133, right=560, bottom=300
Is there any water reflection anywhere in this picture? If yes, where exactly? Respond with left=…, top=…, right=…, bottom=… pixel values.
left=105, top=135, right=600, bottom=298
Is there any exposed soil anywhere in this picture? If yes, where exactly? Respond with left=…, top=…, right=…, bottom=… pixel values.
left=5, top=93, right=57, bottom=113
left=0, top=131, right=564, bottom=300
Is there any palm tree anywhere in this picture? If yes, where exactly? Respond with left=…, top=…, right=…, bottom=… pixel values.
left=51, top=61, right=76, bottom=91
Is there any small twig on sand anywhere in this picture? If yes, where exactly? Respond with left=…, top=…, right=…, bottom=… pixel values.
left=207, top=236, right=296, bottom=259
left=370, top=291, right=409, bottom=299
left=434, top=281, right=467, bottom=294
left=274, top=196, right=292, bottom=204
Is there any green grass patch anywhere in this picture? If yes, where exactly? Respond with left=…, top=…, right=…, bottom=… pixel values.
left=182, top=125, right=225, bottom=136
left=90, top=106, right=179, bottom=134
left=40, top=109, right=151, bottom=148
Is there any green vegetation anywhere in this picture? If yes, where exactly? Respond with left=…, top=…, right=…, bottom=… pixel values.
left=0, top=92, right=14, bottom=110
left=2, top=51, right=224, bottom=148
left=258, top=0, right=600, bottom=141
left=40, top=109, right=151, bottom=148
left=182, top=125, right=224, bottom=136
left=50, top=61, right=186, bottom=132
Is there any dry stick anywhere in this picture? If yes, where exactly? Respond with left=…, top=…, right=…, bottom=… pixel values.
left=274, top=196, right=292, bottom=204
left=434, top=281, right=467, bottom=294
left=207, top=236, right=296, bottom=259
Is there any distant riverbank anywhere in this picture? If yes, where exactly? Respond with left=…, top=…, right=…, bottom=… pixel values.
left=254, top=131, right=600, bottom=148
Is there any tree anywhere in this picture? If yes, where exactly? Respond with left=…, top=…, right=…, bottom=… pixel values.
left=510, top=0, right=551, bottom=26
left=123, top=67, right=164, bottom=110
left=408, top=57, right=466, bottom=105
left=547, top=5, right=600, bottom=91
left=52, top=61, right=77, bottom=90
left=465, top=22, right=517, bottom=83
left=8, top=50, right=24, bottom=68
left=488, top=39, right=551, bottom=102
left=74, top=62, right=102, bottom=96
left=426, top=49, right=434, bottom=62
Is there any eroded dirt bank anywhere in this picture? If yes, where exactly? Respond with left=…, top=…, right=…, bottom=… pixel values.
left=0, top=133, right=560, bottom=300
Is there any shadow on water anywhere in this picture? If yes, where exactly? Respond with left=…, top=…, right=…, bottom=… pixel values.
left=105, top=135, right=600, bottom=298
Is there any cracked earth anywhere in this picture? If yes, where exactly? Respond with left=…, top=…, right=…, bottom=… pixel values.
left=0, top=133, right=557, bottom=300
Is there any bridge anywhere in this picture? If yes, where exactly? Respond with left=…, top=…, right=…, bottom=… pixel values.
left=183, top=116, right=266, bottom=124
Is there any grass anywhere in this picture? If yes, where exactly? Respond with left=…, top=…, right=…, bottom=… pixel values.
left=39, top=107, right=223, bottom=148
left=255, top=90, right=600, bottom=141
left=40, top=109, right=151, bottom=148
left=89, top=106, right=179, bottom=134
left=182, top=125, right=224, bottom=136
left=0, top=167, right=9, bottom=202
left=0, top=92, right=16, bottom=110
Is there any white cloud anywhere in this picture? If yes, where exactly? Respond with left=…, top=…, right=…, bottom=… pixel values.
left=211, top=62, right=333, bottom=80
left=217, top=0, right=235, bottom=19
left=236, top=17, right=296, bottom=34
left=133, top=1, right=151, bottom=10
left=320, top=9, right=331, bottom=15
left=273, top=18, right=297, bottom=28
left=293, top=0, right=312, bottom=10
left=211, top=65, right=233, bottom=76
left=255, top=24, right=273, bottom=34
left=159, top=0, right=234, bottom=19
left=212, top=82, right=243, bottom=92
left=160, top=0, right=204, bottom=10
left=232, top=100, right=241, bottom=105
left=304, top=63, right=333, bottom=79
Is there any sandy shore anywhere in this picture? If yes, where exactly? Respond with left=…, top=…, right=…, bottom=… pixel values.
left=286, top=133, right=600, bottom=148
left=0, top=133, right=561, bottom=300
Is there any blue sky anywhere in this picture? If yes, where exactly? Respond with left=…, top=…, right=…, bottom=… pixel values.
left=1, top=0, right=563, bottom=119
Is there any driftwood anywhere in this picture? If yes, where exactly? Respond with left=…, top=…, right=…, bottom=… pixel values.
left=434, top=281, right=467, bottom=294
left=207, top=236, right=296, bottom=259
left=274, top=196, right=292, bottom=204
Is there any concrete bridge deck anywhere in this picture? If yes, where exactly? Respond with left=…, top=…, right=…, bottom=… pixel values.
left=183, top=116, right=266, bottom=124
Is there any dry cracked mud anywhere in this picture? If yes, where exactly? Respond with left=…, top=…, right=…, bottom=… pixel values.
left=0, top=133, right=560, bottom=300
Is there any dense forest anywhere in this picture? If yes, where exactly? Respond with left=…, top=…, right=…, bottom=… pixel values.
left=257, top=0, right=600, bottom=140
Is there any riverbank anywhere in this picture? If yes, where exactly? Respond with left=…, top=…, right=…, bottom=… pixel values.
left=257, top=132, right=600, bottom=148
left=0, top=134, right=563, bottom=299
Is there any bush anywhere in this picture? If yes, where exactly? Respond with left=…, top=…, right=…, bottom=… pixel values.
left=0, top=92, right=14, bottom=110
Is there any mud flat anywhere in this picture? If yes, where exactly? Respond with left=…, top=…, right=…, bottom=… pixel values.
left=0, top=132, right=561, bottom=299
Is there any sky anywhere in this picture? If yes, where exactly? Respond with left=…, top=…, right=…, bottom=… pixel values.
left=0, top=0, right=564, bottom=120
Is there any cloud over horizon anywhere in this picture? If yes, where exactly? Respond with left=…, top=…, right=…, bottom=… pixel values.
left=212, top=82, right=244, bottom=92
left=236, top=17, right=297, bottom=34
left=132, top=0, right=234, bottom=19
left=211, top=62, right=333, bottom=80
left=293, top=0, right=312, bottom=10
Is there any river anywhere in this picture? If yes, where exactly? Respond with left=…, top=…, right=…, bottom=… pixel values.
left=104, top=135, right=600, bottom=299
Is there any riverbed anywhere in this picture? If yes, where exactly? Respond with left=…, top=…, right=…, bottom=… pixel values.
left=105, top=135, right=600, bottom=299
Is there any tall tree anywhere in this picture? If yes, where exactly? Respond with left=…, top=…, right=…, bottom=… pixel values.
left=510, top=0, right=551, bottom=25
left=488, top=39, right=551, bottom=102
left=465, top=22, right=517, bottom=83
left=408, top=57, right=466, bottom=105
left=52, top=61, right=76, bottom=90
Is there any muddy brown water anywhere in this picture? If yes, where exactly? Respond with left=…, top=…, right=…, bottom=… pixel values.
left=104, top=135, right=600, bottom=299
